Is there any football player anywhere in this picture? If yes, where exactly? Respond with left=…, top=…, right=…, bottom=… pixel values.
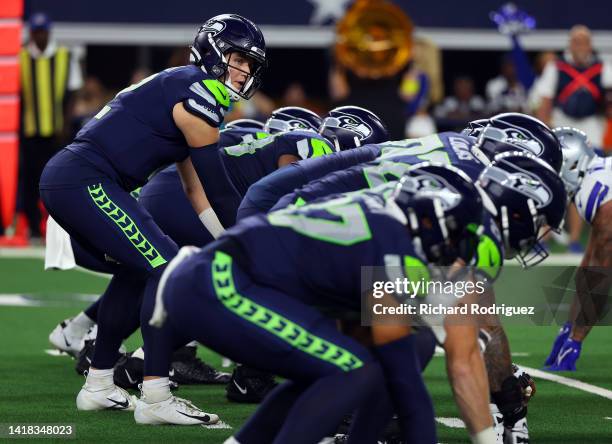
left=239, top=118, right=564, bottom=442
left=237, top=111, right=561, bottom=221
left=151, top=168, right=494, bottom=444
left=544, top=127, right=610, bottom=371
left=48, top=109, right=327, bottom=401
left=40, top=13, right=266, bottom=424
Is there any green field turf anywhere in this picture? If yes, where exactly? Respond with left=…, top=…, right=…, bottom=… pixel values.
left=1, top=257, right=611, bottom=443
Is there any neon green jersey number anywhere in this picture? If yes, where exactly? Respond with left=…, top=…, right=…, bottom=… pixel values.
left=268, top=196, right=372, bottom=246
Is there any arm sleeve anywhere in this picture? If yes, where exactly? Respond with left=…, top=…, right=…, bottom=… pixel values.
left=236, top=163, right=308, bottom=220
left=510, top=35, right=536, bottom=90
left=270, top=168, right=364, bottom=212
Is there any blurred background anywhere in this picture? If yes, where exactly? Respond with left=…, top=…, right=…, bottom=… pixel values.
left=1, top=0, right=611, bottom=251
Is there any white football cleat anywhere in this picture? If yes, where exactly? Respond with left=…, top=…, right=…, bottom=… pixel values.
left=76, top=383, right=137, bottom=411
left=134, top=395, right=219, bottom=425
left=49, top=318, right=90, bottom=357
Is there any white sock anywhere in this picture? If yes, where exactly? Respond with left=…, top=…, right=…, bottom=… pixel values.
left=86, top=368, right=114, bottom=390
left=73, top=312, right=95, bottom=329
left=132, top=347, right=145, bottom=360
left=223, top=437, right=241, bottom=444
left=142, top=378, right=171, bottom=404
left=185, top=341, right=198, bottom=348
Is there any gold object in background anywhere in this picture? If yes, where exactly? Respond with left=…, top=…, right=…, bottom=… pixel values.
left=335, top=0, right=414, bottom=79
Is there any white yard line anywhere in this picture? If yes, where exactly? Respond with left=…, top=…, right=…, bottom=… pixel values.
left=435, top=417, right=466, bottom=428
left=0, top=294, right=99, bottom=307
left=0, top=294, right=43, bottom=306
left=0, top=247, right=45, bottom=258
left=201, top=421, right=232, bottom=430
left=521, top=366, right=612, bottom=401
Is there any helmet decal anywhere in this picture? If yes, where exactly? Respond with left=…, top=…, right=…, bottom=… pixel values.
left=202, top=19, right=226, bottom=36
left=337, top=115, right=373, bottom=140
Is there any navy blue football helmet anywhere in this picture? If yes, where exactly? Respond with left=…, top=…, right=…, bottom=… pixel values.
left=467, top=113, right=563, bottom=173
left=319, top=106, right=389, bottom=151
left=477, top=151, right=567, bottom=267
left=264, top=106, right=322, bottom=134
left=393, top=162, right=485, bottom=265
left=190, top=14, right=267, bottom=100
left=224, top=118, right=265, bottom=130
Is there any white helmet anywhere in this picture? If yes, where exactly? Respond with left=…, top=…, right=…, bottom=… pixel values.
left=553, top=127, right=595, bottom=197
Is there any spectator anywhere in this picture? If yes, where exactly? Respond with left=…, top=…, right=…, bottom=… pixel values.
left=536, top=25, right=612, bottom=147
left=535, top=25, right=612, bottom=252
left=434, top=76, right=486, bottom=132
left=19, top=12, right=83, bottom=241
left=486, top=55, right=528, bottom=113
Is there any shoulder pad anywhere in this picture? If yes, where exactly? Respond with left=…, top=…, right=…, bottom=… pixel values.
left=183, top=78, right=230, bottom=128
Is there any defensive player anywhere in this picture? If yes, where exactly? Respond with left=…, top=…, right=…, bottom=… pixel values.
left=40, top=14, right=267, bottom=424
left=152, top=168, right=495, bottom=443
left=545, top=127, right=611, bottom=371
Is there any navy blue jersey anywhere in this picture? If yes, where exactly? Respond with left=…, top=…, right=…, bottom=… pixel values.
left=236, top=143, right=382, bottom=220
left=221, top=187, right=427, bottom=309
left=67, top=66, right=230, bottom=191
left=273, top=133, right=483, bottom=210
left=271, top=132, right=506, bottom=281
left=220, top=130, right=336, bottom=196
left=219, top=127, right=269, bottom=147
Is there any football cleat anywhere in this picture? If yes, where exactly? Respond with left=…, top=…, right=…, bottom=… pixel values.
left=545, top=338, right=582, bottom=371
left=226, top=365, right=278, bottom=403
left=49, top=318, right=90, bottom=357
left=75, top=339, right=96, bottom=376
left=490, top=403, right=506, bottom=443
left=504, top=417, right=530, bottom=444
left=543, top=322, right=571, bottom=366
left=76, top=383, right=136, bottom=411
left=170, top=346, right=231, bottom=385
left=114, top=352, right=145, bottom=390
left=134, top=394, right=219, bottom=425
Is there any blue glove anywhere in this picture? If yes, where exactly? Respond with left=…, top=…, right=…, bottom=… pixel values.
left=490, top=3, right=536, bottom=35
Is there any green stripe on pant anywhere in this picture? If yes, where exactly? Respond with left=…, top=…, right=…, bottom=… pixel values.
left=211, top=250, right=364, bottom=372
left=88, top=183, right=167, bottom=268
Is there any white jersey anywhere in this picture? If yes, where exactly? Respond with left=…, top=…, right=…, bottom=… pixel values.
left=575, top=156, right=612, bottom=223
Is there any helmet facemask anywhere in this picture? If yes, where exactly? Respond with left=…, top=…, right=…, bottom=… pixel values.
left=218, top=49, right=265, bottom=101
left=554, top=127, right=595, bottom=198
left=481, top=157, right=560, bottom=268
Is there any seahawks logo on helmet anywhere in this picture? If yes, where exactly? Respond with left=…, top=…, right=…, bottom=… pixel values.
left=202, top=20, right=226, bottom=36
left=285, top=119, right=313, bottom=130
left=509, top=172, right=552, bottom=207
left=403, top=175, right=461, bottom=210
left=485, top=125, right=545, bottom=156
left=336, top=115, right=373, bottom=140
